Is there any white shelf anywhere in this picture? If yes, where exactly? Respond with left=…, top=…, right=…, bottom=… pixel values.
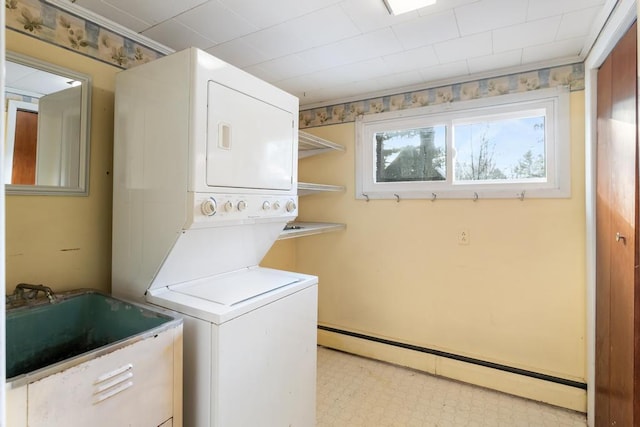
left=278, top=222, right=346, bottom=240
left=298, top=182, right=345, bottom=196
left=298, top=130, right=345, bottom=158
left=292, top=131, right=346, bottom=240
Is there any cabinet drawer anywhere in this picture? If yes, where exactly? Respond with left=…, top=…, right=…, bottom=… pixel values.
left=27, top=328, right=177, bottom=427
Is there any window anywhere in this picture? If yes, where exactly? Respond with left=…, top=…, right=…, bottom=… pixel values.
left=356, top=87, right=570, bottom=200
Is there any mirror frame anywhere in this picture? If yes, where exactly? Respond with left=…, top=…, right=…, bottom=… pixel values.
left=5, top=51, right=92, bottom=196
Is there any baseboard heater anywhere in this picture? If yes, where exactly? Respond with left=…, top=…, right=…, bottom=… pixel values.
left=318, top=325, right=587, bottom=390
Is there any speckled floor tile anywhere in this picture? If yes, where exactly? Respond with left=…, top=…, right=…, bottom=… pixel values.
left=316, top=346, right=587, bottom=427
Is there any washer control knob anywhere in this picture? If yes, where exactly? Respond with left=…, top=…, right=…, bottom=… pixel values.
left=201, top=198, right=217, bottom=216
left=262, top=201, right=271, bottom=211
left=272, top=201, right=281, bottom=210
left=237, top=200, right=247, bottom=211
left=285, top=200, right=297, bottom=213
left=224, top=201, right=233, bottom=212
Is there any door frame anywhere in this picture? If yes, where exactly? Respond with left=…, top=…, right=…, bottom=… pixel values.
left=585, top=0, right=637, bottom=425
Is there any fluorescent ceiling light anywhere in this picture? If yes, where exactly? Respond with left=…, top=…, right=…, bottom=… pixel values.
left=383, top=0, right=436, bottom=15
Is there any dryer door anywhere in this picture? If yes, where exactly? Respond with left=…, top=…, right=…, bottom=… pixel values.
left=206, top=81, right=294, bottom=191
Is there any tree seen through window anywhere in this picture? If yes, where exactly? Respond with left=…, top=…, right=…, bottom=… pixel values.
left=375, top=126, right=446, bottom=183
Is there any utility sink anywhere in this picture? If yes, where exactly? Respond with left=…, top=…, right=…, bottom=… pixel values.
left=5, top=288, right=183, bottom=426
left=6, top=289, right=181, bottom=383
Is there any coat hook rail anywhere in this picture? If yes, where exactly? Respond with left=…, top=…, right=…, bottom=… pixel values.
left=394, top=194, right=400, bottom=202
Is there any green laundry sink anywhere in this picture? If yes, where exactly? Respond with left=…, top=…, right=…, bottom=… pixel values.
left=6, top=289, right=181, bottom=385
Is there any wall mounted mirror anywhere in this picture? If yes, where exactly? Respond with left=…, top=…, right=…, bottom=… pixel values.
left=4, top=51, right=91, bottom=195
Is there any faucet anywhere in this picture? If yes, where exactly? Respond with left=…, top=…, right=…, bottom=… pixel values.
left=13, top=283, right=57, bottom=304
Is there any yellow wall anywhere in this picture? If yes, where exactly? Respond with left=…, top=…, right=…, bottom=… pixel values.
left=5, top=30, right=118, bottom=293
left=6, top=25, right=587, bottom=410
left=265, top=91, right=587, bottom=410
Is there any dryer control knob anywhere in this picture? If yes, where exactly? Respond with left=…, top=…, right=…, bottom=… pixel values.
left=237, top=200, right=247, bottom=211
left=201, top=198, right=217, bottom=216
left=262, top=201, right=271, bottom=211
left=224, top=201, right=233, bottom=212
left=285, top=200, right=297, bottom=213
left=273, top=201, right=281, bottom=210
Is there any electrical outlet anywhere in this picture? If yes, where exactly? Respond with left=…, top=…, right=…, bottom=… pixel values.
left=458, top=228, right=470, bottom=245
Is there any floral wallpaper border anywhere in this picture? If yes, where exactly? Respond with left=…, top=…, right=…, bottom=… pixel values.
left=6, top=0, right=585, bottom=127
left=5, top=0, right=164, bottom=69
left=299, top=63, right=584, bottom=129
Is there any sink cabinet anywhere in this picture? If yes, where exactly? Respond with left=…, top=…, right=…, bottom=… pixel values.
left=5, top=290, right=183, bottom=427
left=7, top=325, right=181, bottom=427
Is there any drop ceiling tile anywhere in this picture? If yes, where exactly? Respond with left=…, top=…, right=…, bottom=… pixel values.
left=205, top=39, right=270, bottom=68
left=434, top=31, right=492, bottom=64
left=175, top=1, right=257, bottom=44
left=298, top=28, right=403, bottom=72
left=335, top=79, right=390, bottom=99
left=419, top=61, right=470, bottom=83
left=275, top=74, right=328, bottom=103
left=218, top=0, right=342, bottom=29
left=316, top=58, right=394, bottom=88
left=282, top=58, right=394, bottom=98
left=467, top=49, right=522, bottom=74
left=382, top=45, right=439, bottom=74
left=276, top=75, right=320, bottom=95
left=493, top=16, right=561, bottom=53
left=455, top=0, right=528, bottom=36
left=298, top=79, right=379, bottom=106
left=241, top=66, right=275, bottom=83
left=340, top=0, right=419, bottom=33
left=522, top=37, right=584, bottom=64
left=417, top=0, right=481, bottom=16
left=296, top=89, right=336, bottom=106
left=75, top=0, right=151, bottom=31
left=526, top=0, right=605, bottom=21
left=374, top=70, right=425, bottom=93
left=241, top=5, right=361, bottom=58
left=244, top=54, right=314, bottom=82
left=141, top=19, right=216, bottom=51
left=392, top=10, right=459, bottom=50
left=556, top=6, right=601, bottom=40
left=103, top=0, right=209, bottom=26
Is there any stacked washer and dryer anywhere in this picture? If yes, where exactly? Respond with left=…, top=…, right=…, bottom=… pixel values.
left=111, top=48, right=318, bottom=427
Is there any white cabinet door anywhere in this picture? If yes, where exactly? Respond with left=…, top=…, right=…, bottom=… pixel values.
left=28, top=329, right=177, bottom=427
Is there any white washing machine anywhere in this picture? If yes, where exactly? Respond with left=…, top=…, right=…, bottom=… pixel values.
left=149, top=267, right=317, bottom=427
left=112, top=48, right=317, bottom=426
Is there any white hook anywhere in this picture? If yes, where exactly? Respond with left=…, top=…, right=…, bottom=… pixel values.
left=519, top=190, right=525, bottom=201
left=431, top=193, right=437, bottom=202
left=473, top=192, right=479, bottom=202
left=362, top=193, right=370, bottom=202
left=394, top=194, right=400, bottom=202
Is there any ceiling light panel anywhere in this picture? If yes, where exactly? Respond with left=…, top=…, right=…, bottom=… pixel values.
left=383, top=0, right=437, bottom=15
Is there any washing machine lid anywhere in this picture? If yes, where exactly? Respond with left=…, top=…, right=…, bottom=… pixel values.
left=169, top=268, right=303, bottom=307
left=148, top=266, right=318, bottom=324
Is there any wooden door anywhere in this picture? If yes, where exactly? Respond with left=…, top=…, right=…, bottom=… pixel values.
left=11, top=109, right=38, bottom=185
left=595, top=21, right=638, bottom=426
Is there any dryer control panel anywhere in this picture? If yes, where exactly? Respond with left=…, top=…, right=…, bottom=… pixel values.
left=187, top=192, right=297, bottom=228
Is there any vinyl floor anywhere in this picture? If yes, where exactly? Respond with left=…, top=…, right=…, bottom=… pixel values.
left=316, top=346, right=587, bottom=427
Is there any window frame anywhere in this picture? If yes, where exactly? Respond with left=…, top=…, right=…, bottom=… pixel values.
left=355, top=86, right=571, bottom=200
